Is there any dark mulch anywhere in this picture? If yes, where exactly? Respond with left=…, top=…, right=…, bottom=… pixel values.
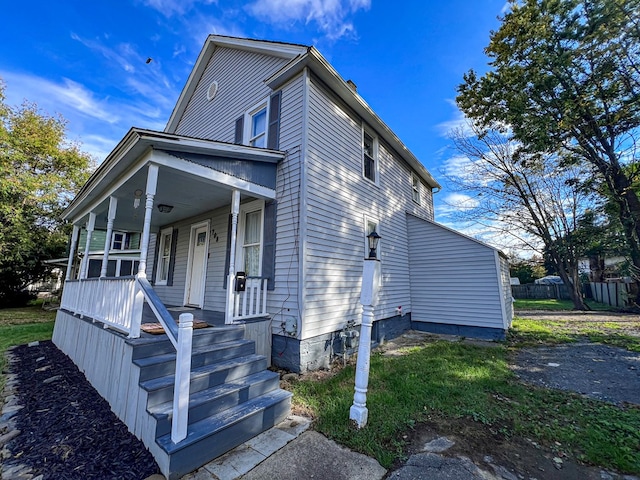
left=4, top=340, right=160, bottom=480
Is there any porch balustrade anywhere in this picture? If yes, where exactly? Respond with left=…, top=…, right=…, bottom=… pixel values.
left=60, top=277, right=137, bottom=335
left=232, top=277, right=268, bottom=321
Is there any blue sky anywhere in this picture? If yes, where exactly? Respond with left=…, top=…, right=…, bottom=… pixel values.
left=0, top=0, right=507, bottom=228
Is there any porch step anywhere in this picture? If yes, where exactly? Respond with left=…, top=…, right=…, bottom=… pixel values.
left=149, top=370, right=280, bottom=437
left=134, top=339, right=255, bottom=381
left=140, top=354, right=269, bottom=408
left=157, top=389, right=292, bottom=479
left=129, top=325, right=245, bottom=360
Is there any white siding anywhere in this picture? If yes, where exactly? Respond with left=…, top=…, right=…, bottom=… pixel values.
left=406, top=214, right=505, bottom=329
left=173, top=47, right=290, bottom=140
left=498, top=252, right=513, bottom=327
left=302, top=77, right=435, bottom=339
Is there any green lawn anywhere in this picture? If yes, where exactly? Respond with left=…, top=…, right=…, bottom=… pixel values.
left=513, top=298, right=612, bottom=311
left=287, top=333, right=640, bottom=473
left=0, top=305, right=56, bottom=394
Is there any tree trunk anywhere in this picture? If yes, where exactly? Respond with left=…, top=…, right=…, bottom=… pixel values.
left=550, top=252, right=588, bottom=310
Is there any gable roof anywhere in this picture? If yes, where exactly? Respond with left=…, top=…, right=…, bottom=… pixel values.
left=165, top=35, right=440, bottom=190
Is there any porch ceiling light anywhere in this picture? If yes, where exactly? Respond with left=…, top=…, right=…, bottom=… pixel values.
left=157, top=204, right=174, bottom=214
left=133, top=189, right=143, bottom=209
left=367, top=230, right=381, bottom=259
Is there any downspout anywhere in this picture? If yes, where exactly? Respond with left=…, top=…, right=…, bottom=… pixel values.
left=297, top=68, right=310, bottom=341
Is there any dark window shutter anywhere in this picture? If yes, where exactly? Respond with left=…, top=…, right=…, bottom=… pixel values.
left=262, top=200, right=276, bottom=290
left=150, top=233, right=160, bottom=284
left=267, top=91, right=281, bottom=150
left=223, top=214, right=232, bottom=289
left=166, top=228, right=178, bottom=286
left=234, top=116, right=244, bottom=145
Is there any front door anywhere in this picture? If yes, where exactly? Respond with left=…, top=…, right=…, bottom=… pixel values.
left=185, top=223, right=209, bottom=307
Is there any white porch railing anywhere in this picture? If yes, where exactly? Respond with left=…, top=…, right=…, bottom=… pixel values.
left=61, top=277, right=137, bottom=335
left=60, top=276, right=193, bottom=444
left=232, top=277, right=268, bottom=321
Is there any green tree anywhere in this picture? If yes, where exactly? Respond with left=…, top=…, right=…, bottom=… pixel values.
left=509, top=258, right=546, bottom=284
left=0, top=80, right=93, bottom=307
left=456, top=0, right=640, bottom=303
left=445, top=124, right=591, bottom=309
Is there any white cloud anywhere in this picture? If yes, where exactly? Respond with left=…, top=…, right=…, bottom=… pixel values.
left=246, top=0, right=371, bottom=40
left=435, top=99, right=474, bottom=138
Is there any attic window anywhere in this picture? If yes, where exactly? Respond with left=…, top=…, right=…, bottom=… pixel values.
left=206, top=81, right=219, bottom=101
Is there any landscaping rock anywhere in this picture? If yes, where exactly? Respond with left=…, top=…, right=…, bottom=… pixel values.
left=0, top=429, right=21, bottom=447
left=422, top=437, right=455, bottom=453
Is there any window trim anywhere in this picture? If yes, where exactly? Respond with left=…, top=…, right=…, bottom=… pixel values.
left=244, top=100, right=269, bottom=148
left=235, top=199, right=265, bottom=277
left=362, top=126, right=379, bottom=185
left=364, top=215, right=381, bottom=260
left=155, top=227, right=173, bottom=286
left=411, top=173, right=421, bottom=205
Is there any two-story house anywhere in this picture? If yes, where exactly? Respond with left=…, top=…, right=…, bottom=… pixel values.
left=52, top=35, right=512, bottom=479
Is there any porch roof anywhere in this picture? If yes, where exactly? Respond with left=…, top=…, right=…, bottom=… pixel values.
left=64, top=128, right=283, bottom=231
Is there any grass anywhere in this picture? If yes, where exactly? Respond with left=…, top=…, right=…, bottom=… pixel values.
left=288, top=338, right=640, bottom=473
left=509, top=317, right=640, bottom=352
left=0, top=304, right=56, bottom=394
left=513, top=298, right=613, bottom=311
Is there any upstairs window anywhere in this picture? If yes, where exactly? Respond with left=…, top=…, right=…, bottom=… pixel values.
left=111, top=232, right=129, bottom=251
left=249, top=105, right=267, bottom=148
left=363, top=130, right=378, bottom=184
left=411, top=174, right=421, bottom=205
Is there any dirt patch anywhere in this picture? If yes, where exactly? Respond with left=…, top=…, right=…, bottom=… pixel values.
left=397, top=416, right=606, bottom=480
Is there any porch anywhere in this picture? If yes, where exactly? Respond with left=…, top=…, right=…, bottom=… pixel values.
left=53, top=128, right=288, bottom=479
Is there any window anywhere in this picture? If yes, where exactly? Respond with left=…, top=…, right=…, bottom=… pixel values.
left=111, top=232, right=128, bottom=250
left=237, top=201, right=264, bottom=277
left=411, top=174, right=421, bottom=204
left=363, top=130, right=378, bottom=184
left=248, top=105, right=267, bottom=148
left=156, top=228, right=173, bottom=285
left=365, top=217, right=381, bottom=260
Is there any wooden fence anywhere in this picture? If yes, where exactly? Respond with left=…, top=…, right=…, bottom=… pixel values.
left=588, top=282, right=637, bottom=308
left=511, top=284, right=571, bottom=300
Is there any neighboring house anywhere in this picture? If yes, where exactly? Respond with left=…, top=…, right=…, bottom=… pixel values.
left=52, top=36, right=512, bottom=479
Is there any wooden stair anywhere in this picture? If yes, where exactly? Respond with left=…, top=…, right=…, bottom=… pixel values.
left=130, top=326, right=291, bottom=479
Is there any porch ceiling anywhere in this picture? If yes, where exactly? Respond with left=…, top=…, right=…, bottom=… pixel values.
left=65, top=128, right=283, bottom=232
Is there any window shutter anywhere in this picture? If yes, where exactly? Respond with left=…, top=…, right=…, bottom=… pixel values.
left=262, top=200, right=276, bottom=290
left=234, top=116, right=244, bottom=145
left=223, top=214, right=232, bottom=289
left=166, top=228, right=178, bottom=286
left=267, top=91, right=281, bottom=150
left=150, top=233, right=160, bottom=284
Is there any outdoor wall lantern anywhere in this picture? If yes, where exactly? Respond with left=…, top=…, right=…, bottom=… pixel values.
left=367, top=230, right=381, bottom=259
left=157, top=204, right=174, bottom=213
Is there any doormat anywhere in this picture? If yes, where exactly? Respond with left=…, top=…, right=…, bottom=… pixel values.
left=141, top=320, right=210, bottom=335
left=166, top=307, right=196, bottom=312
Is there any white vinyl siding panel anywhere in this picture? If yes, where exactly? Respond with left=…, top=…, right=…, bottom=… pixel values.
left=498, top=252, right=513, bottom=328
left=406, top=214, right=505, bottom=329
left=302, top=78, right=434, bottom=339
left=173, top=47, right=289, bottom=140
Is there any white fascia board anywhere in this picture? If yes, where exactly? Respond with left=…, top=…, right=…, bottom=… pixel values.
left=266, top=48, right=441, bottom=190
left=152, top=150, right=277, bottom=199
left=165, top=35, right=307, bottom=133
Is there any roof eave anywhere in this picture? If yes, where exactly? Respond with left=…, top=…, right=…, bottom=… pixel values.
left=266, top=48, right=441, bottom=190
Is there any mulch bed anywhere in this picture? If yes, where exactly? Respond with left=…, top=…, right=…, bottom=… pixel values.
left=4, top=340, right=160, bottom=479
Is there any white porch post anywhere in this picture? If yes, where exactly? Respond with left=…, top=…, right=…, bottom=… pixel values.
left=100, top=196, right=118, bottom=278
left=172, top=313, right=194, bottom=443
left=65, top=225, right=80, bottom=281
left=138, top=164, right=158, bottom=278
left=349, top=258, right=381, bottom=429
left=225, top=189, right=241, bottom=324
left=80, top=212, right=96, bottom=279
